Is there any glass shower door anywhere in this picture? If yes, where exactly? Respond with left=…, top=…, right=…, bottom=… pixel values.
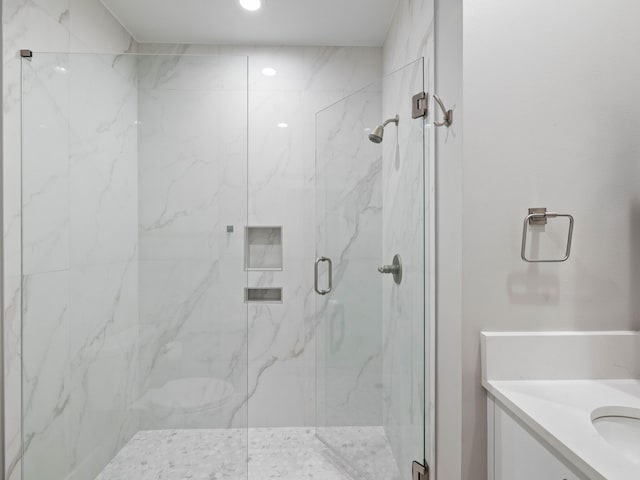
left=315, top=58, right=428, bottom=479
left=20, top=51, right=249, bottom=480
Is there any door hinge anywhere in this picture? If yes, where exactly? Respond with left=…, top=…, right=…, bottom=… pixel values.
left=412, top=92, right=428, bottom=119
left=412, top=461, right=429, bottom=480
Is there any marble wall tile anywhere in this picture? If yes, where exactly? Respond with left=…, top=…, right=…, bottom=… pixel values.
left=3, top=275, right=21, bottom=480
left=21, top=53, right=70, bottom=275
left=383, top=0, right=434, bottom=74
left=381, top=0, right=436, bottom=473
left=2, top=0, right=71, bottom=286
left=19, top=49, right=140, bottom=480
left=68, top=53, right=138, bottom=268
left=2, top=0, right=71, bottom=315
left=136, top=54, right=246, bottom=92
left=291, top=46, right=381, bottom=93
left=21, top=271, right=71, bottom=480
left=381, top=59, right=427, bottom=480
left=68, top=0, right=133, bottom=54
left=3, top=0, right=70, bottom=57
left=66, top=261, right=139, bottom=480
left=244, top=60, right=382, bottom=428
left=135, top=43, right=382, bottom=430
left=137, top=54, right=249, bottom=431
left=3, top=2, right=136, bottom=478
left=314, top=85, right=384, bottom=433
left=137, top=258, right=249, bottom=429
left=19, top=56, right=70, bottom=480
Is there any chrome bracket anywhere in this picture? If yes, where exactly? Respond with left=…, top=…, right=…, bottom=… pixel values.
left=412, top=92, right=428, bottom=119
left=528, top=207, right=548, bottom=226
left=412, top=461, right=429, bottom=480
left=20, top=49, right=33, bottom=60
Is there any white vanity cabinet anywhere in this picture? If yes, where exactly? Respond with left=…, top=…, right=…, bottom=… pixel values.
left=487, top=396, right=584, bottom=480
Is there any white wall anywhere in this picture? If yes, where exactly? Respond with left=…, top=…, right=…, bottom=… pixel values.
left=2, top=2, right=135, bottom=479
left=434, top=0, right=463, bottom=479
left=462, top=1, right=640, bottom=479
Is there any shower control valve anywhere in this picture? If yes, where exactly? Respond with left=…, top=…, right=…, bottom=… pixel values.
left=378, top=254, right=403, bottom=285
left=378, top=264, right=400, bottom=274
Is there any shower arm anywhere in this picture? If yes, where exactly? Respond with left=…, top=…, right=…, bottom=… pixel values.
left=383, top=115, right=399, bottom=127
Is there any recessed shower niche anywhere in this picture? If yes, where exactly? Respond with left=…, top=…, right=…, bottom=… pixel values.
left=244, top=226, right=283, bottom=270
left=244, top=287, right=283, bottom=303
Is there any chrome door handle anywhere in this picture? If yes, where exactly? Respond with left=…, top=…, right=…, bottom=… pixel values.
left=314, top=257, right=333, bottom=295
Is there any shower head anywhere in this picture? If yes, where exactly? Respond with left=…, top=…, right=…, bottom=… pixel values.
left=368, top=125, right=385, bottom=144
left=368, top=115, right=399, bottom=143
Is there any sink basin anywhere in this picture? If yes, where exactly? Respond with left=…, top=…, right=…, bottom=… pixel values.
left=591, top=406, right=640, bottom=464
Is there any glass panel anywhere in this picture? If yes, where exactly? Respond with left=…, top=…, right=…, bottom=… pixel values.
left=381, top=58, right=427, bottom=479
left=21, top=52, right=249, bottom=480
left=315, top=58, right=426, bottom=479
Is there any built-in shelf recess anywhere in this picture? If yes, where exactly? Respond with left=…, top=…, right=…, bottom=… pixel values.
left=245, top=226, right=283, bottom=270
left=244, top=287, right=283, bottom=303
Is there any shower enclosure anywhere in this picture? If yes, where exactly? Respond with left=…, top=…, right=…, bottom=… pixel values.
left=21, top=52, right=249, bottom=479
left=20, top=51, right=430, bottom=479
left=315, top=58, right=430, bottom=479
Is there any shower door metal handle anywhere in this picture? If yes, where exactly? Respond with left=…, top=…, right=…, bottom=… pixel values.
left=314, top=257, right=333, bottom=295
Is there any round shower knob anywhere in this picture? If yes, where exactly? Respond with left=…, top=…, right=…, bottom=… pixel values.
left=378, top=254, right=402, bottom=285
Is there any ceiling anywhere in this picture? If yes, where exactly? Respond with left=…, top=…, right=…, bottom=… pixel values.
left=100, top=0, right=400, bottom=46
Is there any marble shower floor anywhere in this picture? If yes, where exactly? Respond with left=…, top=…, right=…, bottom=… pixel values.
left=94, top=426, right=400, bottom=480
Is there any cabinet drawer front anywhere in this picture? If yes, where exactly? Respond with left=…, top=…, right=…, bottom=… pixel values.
left=490, top=399, right=581, bottom=480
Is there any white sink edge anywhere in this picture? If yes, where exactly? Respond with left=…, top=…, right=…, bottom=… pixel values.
left=591, top=405, right=640, bottom=422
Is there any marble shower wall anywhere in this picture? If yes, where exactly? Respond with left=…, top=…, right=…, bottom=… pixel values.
left=21, top=51, right=139, bottom=480
left=5, top=16, right=383, bottom=480
left=244, top=47, right=382, bottom=428
left=381, top=0, right=436, bottom=474
left=315, top=84, right=383, bottom=430
left=136, top=54, right=250, bottom=431
left=137, top=43, right=382, bottom=427
left=380, top=58, right=427, bottom=480
left=2, top=2, right=135, bottom=479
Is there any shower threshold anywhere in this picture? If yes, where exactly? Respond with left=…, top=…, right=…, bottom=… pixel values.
left=94, top=426, right=400, bottom=480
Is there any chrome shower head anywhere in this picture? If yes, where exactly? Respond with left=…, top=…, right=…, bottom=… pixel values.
left=368, top=115, right=399, bottom=144
left=368, top=125, right=385, bottom=143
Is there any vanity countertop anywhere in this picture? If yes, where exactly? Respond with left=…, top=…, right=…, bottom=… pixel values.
left=485, top=378, right=640, bottom=480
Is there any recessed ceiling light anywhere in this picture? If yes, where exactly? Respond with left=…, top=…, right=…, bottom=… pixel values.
left=54, top=65, right=67, bottom=73
left=239, top=0, right=262, bottom=11
left=277, top=123, right=289, bottom=129
left=261, top=67, right=277, bottom=77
